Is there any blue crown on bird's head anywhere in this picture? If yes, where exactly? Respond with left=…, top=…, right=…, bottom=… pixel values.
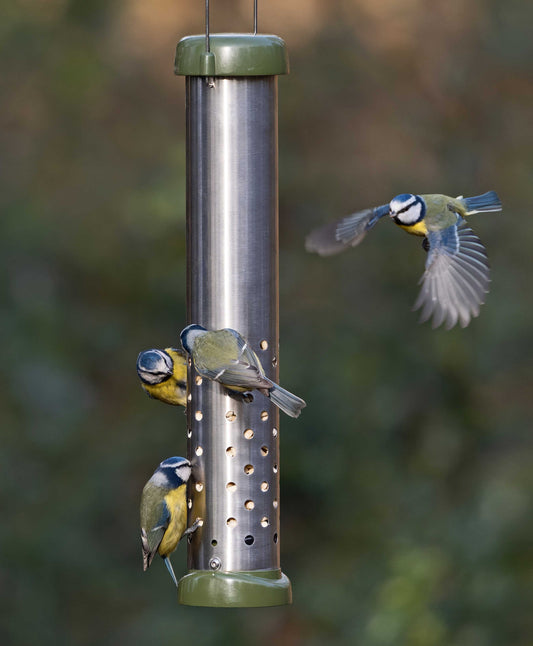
left=180, top=324, right=208, bottom=354
left=389, top=193, right=426, bottom=225
left=152, top=457, right=192, bottom=488
left=136, top=349, right=173, bottom=384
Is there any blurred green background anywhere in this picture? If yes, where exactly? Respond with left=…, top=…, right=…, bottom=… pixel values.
left=2, top=1, right=532, bottom=644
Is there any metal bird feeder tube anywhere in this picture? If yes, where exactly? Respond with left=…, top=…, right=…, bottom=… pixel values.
left=175, top=33, right=290, bottom=607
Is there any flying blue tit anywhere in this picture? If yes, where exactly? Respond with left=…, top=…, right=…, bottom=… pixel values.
left=140, top=457, right=199, bottom=586
left=180, top=324, right=307, bottom=418
left=136, top=348, right=187, bottom=406
left=306, top=191, right=502, bottom=330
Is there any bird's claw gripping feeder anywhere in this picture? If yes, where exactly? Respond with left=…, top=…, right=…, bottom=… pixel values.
left=175, top=1, right=291, bottom=607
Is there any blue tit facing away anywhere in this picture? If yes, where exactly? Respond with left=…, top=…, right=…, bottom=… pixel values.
left=306, top=191, right=502, bottom=330
left=180, top=324, right=307, bottom=418
left=140, top=457, right=199, bottom=586
left=136, top=348, right=187, bottom=406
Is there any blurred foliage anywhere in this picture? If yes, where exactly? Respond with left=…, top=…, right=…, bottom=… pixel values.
left=1, top=1, right=533, bottom=645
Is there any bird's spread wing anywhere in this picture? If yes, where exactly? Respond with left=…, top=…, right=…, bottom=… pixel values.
left=141, top=499, right=170, bottom=570
left=414, top=220, right=490, bottom=329
left=305, top=204, right=389, bottom=256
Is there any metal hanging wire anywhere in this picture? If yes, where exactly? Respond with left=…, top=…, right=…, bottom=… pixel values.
left=205, top=0, right=210, bottom=52
left=205, top=0, right=258, bottom=51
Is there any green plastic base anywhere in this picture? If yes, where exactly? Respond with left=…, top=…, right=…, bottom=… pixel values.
left=178, top=569, right=292, bottom=607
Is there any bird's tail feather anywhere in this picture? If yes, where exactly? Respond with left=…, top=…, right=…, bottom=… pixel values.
left=163, top=556, right=178, bottom=587
left=268, top=383, right=306, bottom=418
left=464, top=191, right=502, bottom=213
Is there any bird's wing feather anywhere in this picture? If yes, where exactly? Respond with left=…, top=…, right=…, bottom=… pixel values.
left=414, top=221, right=490, bottom=329
left=305, top=204, right=389, bottom=256
left=140, top=496, right=170, bottom=570
left=195, top=329, right=272, bottom=390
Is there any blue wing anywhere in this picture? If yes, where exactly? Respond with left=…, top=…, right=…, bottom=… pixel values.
left=413, top=220, right=490, bottom=329
left=305, top=204, right=389, bottom=256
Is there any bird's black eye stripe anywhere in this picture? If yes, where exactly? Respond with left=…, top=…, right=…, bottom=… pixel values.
left=395, top=203, right=414, bottom=215
left=140, top=370, right=172, bottom=384
left=148, top=370, right=171, bottom=378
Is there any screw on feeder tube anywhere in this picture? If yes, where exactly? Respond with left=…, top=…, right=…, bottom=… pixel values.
left=175, top=32, right=290, bottom=608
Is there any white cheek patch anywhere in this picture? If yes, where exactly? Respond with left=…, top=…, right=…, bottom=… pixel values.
left=397, top=202, right=422, bottom=224
left=176, top=465, right=191, bottom=482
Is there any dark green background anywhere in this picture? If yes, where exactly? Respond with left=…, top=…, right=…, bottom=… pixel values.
left=2, top=1, right=532, bottom=644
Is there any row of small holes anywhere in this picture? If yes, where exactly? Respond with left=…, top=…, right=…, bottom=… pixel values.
left=186, top=497, right=278, bottom=517
left=193, top=466, right=277, bottom=492
left=225, top=481, right=269, bottom=492
left=225, top=447, right=272, bottom=458
left=189, top=431, right=277, bottom=458
left=187, top=502, right=278, bottom=516
left=210, top=535, right=277, bottom=546
left=189, top=428, right=277, bottom=440
left=210, top=531, right=276, bottom=547
left=226, top=516, right=274, bottom=527
left=245, top=428, right=277, bottom=439
left=192, top=443, right=272, bottom=457
left=194, top=410, right=271, bottom=422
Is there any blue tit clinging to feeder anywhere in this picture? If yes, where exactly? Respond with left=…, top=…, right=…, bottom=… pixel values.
left=180, top=324, right=307, bottom=418
left=140, top=457, right=200, bottom=587
left=136, top=348, right=187, bottom=406
left=306, top=191, right=502, bottom=330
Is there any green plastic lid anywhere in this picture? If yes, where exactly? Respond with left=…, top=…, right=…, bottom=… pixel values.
left=175, top=34, right=289, bottom=77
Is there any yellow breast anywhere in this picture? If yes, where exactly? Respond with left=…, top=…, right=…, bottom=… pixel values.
left=142, top=380, right=186, bottom=406
left=158, top=484, right=187, bottom=557
left=397, top=220, right=428, bottom=236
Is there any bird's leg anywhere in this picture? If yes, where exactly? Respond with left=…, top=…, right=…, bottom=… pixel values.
left=184, top=517, right=202, bottom=535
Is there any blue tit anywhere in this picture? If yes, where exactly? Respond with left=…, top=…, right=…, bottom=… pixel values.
left=180, top=324, right=307, bottom=418
left=306, top=191, right=502, bottom=330
left=136, top=348, right=188, bottom=406
left=140, top=456, right=199, bottom=586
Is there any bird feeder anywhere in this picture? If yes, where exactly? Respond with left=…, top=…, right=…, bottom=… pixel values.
left=175, top=1, right=291, bottom=607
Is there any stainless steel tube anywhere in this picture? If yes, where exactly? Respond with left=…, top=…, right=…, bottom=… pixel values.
left=186, top=76, right=280, bottom=573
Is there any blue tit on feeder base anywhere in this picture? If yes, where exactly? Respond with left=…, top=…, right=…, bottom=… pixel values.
left=136, top=348, right=188, bottom=407
left=140, top=457, right=200, bottom=587
left=306, top=191, right=502, bottom=330
left=180, top=324, right=307, bottom=418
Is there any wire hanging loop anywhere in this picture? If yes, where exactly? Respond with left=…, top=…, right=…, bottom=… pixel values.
left=205, top=0, right=257, bottom=46
left=205, top=0, right=210, bottom=53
